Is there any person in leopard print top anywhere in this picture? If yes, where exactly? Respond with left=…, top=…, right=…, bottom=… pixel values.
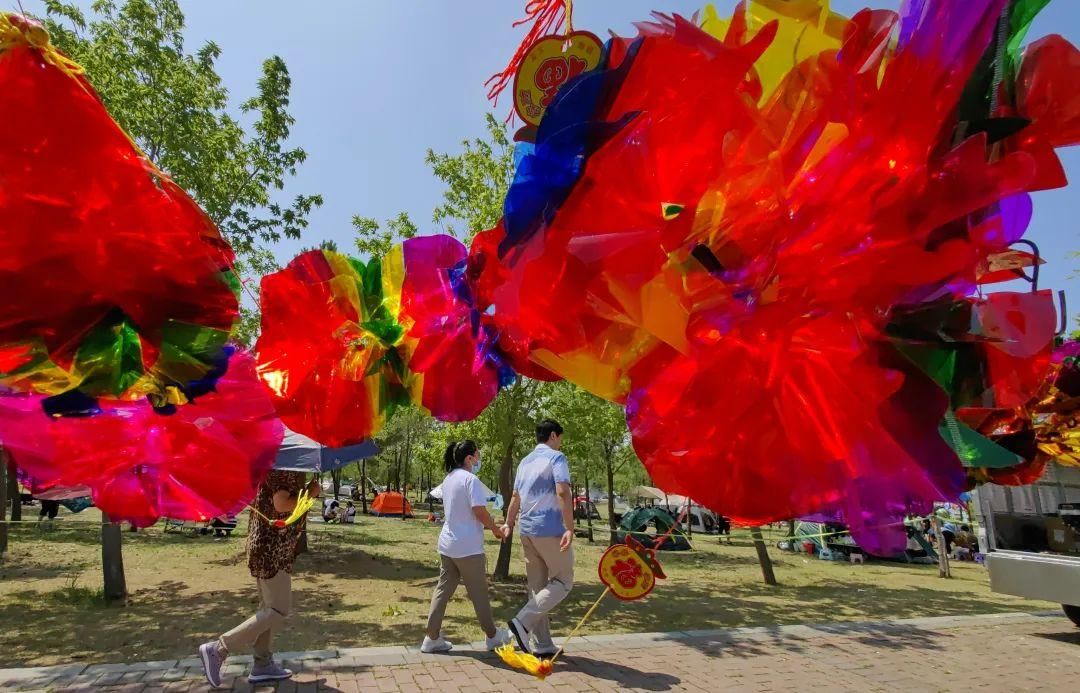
left=247, top=470, right=308, bottom=579
left=199, top=470, right=320, bottom=687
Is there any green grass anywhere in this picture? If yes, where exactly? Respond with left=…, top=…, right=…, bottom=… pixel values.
left=0, top=507, right=1053, bottom=667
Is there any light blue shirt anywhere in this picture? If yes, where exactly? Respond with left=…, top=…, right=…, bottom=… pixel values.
left=514, top=443, right=571, bottom=537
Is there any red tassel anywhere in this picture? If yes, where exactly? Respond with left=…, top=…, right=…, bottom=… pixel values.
left=485, top=0, right=569, bottom=105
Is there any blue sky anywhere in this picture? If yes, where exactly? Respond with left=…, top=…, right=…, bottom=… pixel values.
left=22, top=0, right=1080, bottom=324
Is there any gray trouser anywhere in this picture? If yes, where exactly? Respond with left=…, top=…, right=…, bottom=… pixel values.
left=426, top=553, right=496, bottom=639
left=219, top=571, right=291, bottom=665
left=516, top=535, right=574, bottom=650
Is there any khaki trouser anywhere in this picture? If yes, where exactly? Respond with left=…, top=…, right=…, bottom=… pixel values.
left=516, top=535, right=574, bottom=650
left=219, top=571, right=291, bottom=665
left=426, top=553, right=496, bottom=639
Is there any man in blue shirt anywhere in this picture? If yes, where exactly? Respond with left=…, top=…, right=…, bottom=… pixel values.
left=502, top=419, right=574, bottom=656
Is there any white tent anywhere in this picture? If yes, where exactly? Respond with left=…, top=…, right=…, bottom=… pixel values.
left=626, top=485, right=667, bottom=501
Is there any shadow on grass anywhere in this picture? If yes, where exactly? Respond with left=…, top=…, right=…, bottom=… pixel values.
left=0, top=560, right=95, bottom=581
left=0, top=551, right=437, bottom=668
left=477, top=576, right=1046, bottom=663
left=7, top=524, right=103, bottom=547
left=1032, top=630, right=1080, bottom=647
left=0, top=521, right=1045, bottom=669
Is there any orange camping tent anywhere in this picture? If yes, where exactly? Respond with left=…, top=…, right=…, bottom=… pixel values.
left=370, top=491, right=413, bottom=517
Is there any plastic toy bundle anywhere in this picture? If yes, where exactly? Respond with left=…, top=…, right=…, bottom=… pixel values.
left=477, top=0, right=1080, bottom=552
left=0, top=14, right=281, bottom=525
left=256, top=236, right=524, bottom=447
left=0, top=13, right=239, bottom=407
left=0, top=350, right=281, bottom=527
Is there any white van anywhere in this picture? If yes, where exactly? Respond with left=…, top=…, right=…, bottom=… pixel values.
left=976, top=461, right=1080, bottom=627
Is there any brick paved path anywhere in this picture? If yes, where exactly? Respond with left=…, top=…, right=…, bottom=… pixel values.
left=1, top=611, right=1077, bottom=692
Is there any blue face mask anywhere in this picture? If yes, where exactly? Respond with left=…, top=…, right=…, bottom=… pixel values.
left=472, top=457, right=482, bottom=475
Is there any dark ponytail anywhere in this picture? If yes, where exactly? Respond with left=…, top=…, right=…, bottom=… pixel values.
left=443, top=439, right=478, bottom=473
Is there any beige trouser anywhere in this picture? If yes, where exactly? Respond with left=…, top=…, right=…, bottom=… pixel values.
left=516, top=535, right=574, bottom=650
left=219, top=571, right=291, bottom=665
left=426, top=553, right=496, bottom=639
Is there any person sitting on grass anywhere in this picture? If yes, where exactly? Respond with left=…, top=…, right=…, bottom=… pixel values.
left=199, top=470, right=320, bottom=688
left=322, top=498, right=340, bottom=524
left=421, top=440, right=510, bottom=653
left=342, top=501, right=356, bottom=523
left=952, top=524, right=976, bottom=560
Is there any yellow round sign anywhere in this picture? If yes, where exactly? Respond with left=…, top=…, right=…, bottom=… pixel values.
left=513, top=31, right=604, bottom=127
left=598, top=542, right=657, bottom=601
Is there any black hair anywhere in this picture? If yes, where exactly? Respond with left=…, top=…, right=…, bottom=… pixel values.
left=961, top=524, right=970, bottom=532
left=444, top=440, right=479, bottom=473
left=536, top=419, right=564, bottom=443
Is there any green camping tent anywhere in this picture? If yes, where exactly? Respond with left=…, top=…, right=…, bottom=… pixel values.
left=616, top=507, right=690, bottom=551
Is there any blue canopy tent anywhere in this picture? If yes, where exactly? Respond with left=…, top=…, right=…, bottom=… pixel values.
left=273, top=428, right=379, bottom=473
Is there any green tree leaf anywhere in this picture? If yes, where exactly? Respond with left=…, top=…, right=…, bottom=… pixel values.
left=40, top=0, right=323, bottom=343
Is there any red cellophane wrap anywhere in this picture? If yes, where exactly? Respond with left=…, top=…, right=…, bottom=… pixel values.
left=254, top=250, right=401, bottom=448
left=0, top=16, right=238, bottom=398
left=399, top=235, right=502, bottom=421
left=0, top=351, right=282, bottom=527
left=482, top=2, right=1076, bottom=534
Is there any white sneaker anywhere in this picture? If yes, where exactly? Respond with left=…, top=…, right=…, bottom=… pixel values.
left=420, top=635, right=453, bottom=653
left=485, top=627, right=511, bottom=650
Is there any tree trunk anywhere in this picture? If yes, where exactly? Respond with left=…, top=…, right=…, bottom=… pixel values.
left=402, top=426, right=412, bottom=521
left=750, top=526, right=777, bottom=586
left=331, top=468, right=342, bottom=500
left=360, top=459, right=368, bottom=514
left=786, top=519, right=796, bottom=537
left=0, top=450, right=8, bottom=556
left=933, top=516, right=952, bottom=578
left=494, top=441, right=515, bottom=580
left=584, top=467, right=593, bottom=543
left=7, top=460, right=20, bottom=522
left=606, top=453, right=617, bottom=546
left=101, top=512, right=127, bottom=602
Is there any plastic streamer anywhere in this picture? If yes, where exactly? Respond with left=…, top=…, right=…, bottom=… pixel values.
left=486, top=0, right=575, bottom=105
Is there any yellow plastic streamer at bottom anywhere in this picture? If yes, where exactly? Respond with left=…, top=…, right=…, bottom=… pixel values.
left=495, top=644, right=553, bottom=679
left=497, top=586, right=612, bottom=679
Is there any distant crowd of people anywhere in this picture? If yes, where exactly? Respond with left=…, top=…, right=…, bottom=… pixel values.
left=905, top=517, right=978, bottom=561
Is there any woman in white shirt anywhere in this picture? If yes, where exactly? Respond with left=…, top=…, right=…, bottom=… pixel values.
left=421, top=440, right=510, bottom=653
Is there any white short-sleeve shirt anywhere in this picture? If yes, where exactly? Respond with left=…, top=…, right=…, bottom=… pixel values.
left=437, top=468, right=490, bottom=558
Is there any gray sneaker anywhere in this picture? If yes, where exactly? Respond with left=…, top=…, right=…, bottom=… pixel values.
left=198, top=641, right=225, bottom=688
left=248, top=660, right=294, bottom=684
